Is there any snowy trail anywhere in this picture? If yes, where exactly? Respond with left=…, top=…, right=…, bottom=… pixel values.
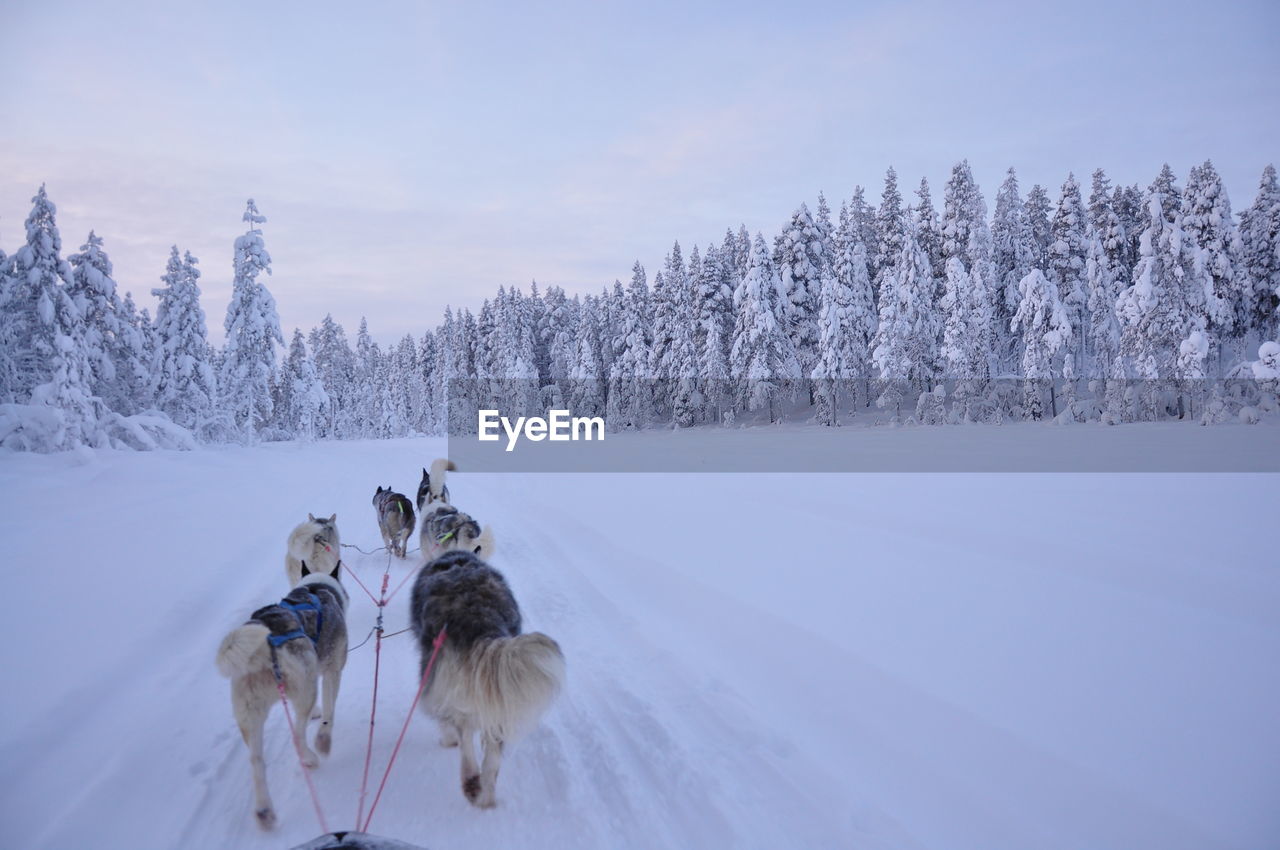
left=2, top=438, right=1278, bottom=849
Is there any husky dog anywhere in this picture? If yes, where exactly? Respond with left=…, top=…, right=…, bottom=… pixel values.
left=216, top=563, right=349, bottom=830
left=410, top=550, right=564, bottom=808
left=373, top=486, right=415, bottom=558
left=285, top=513, right=340, bottom=587
left=420, top=504, right=496, bottom=561
left=416, top=458, right=456, bottom=513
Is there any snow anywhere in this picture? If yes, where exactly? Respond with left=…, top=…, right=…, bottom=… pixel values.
left=1, top=436, right=1278, bottom=850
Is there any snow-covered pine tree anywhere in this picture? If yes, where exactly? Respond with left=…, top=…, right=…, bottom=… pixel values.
left=730, top=234, right=801, bottom=422
left=695, top=244, right=734, bottom=397
left=1011, top=268, right=1071, bottom=420
left=1181, top=160, right=1246, bottom=369
left=308, top=314, right=354, bottom=438
left=848, top=185, right=879, bottom=282
left=1150, top=164, right=1181, bottom=223
left=871, top=217, right=938, bottom=418
left=606, top=261, right=653, bottom=430
left=1115, top=174, right=1211, bottom=420
left=830, top=203, right=877, bottom=410
left=115, top=291, right=154, bottom=415
left=1084, top=233, right=1122, bottom=386
left=992, top=168, right=1036, bottom=370
left=1240, top=164, right=1280, bottom=341
left=939, top=254, right=995, bottom=421
left=1026, top=183, right=1052, bottom=271
left=220, top=200, right=283, bottom=441
left=916, top=177, right=944, bottom=283
left=279, top=329, right=328, bottom=440
left=353, top=317, right=383, bottom=436
left=875, top=167, right=907, bottom=300
left=812, top=230, right=871, bottom=425
left=1047, top=173, right=1089, bottom=375
left=151, top=247, right=218, bottom=435
left=66, top=231, right=125, bottom=412
left=416, top=329, right=440, bottom=435
left=568, top=294, right=605, bottom=419
left=776, top=204, right=826, bottom=379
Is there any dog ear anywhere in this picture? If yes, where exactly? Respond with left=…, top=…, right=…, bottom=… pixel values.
left=308, top=512, right=315, bottom=522
left=329, top=562, right=341, bottom=581
left=422, top=467, right=429, bottom=479
left=376, top=485, right=383, bottom=494
left=301, top=560, right=311, bottom=577
left=474, top=545, right=482, bottom=554
left=329, top=513, right=336, bottom=523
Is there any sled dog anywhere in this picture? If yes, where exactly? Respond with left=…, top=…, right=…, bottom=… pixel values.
left=285, top=513, right=340, bottom=587
left=415, top=458, right=495, bottom=560
left=410, top=550, right=564, bottom=808
left=420, top=504, right=496, bottom=561
left=416, top=458, right=456, bottom=512
left=373, top=486, right=415, bottom=558
left=216, top=563, right=349, bottom=830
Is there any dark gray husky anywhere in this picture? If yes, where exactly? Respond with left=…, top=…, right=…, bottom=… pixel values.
left=216, top=563, right=349, bottom=830
left=416, top=458, right=496, bottom=560
left=372, top=486, right=415, bottom=558
left=410, top=550, right=564, bottom=808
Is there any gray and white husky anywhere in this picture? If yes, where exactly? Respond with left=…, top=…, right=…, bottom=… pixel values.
left=216, top=563, right=349, bottom=830
left=372, top=486, right=415, bottom=558
left=416, top=458, right=496, bottom=560
left=410, top=550, right=564, bottom=808
left=285, top=513, right=340, bottom=587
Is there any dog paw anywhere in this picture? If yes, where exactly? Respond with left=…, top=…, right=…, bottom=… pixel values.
left=474, top=788, right=497, bottom=809
left=316, top=731, right=331, bottom=756
left=255, top=807, right=277, bottom=830
left=301, top=749, right=320, bottom=769
left=462, top=774, right=482, bottom=803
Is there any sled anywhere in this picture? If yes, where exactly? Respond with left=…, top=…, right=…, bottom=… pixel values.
left=289, top=831, right=429, bottom=850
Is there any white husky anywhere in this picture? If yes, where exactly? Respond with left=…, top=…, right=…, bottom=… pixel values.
left=216, top=565, right=349, bottom=830
left=416, top=458, right=497, bottom=560
left=285, top=514, right=340, bottom=587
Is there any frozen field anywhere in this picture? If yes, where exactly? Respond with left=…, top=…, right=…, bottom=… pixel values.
left=1, top=434, right=1277, bottom=849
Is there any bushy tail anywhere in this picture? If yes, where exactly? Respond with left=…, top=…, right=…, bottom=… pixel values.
left=216, top=623, right=271, bottom=678
left=453, top=633, right=565, bottom=741
left=430, top=458, right=457, bottom=499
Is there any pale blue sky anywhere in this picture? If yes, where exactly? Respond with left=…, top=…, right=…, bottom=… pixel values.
left=1, top=0, right=1277, bottom=345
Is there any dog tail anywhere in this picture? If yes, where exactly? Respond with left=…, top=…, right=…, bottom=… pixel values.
left=459, top=632, right=564, bottom=741
left=216, top=623, right=272, bottom=678
left=429, top=458, right=456, bottom=499
left=473, top=524, right=496, bottom=559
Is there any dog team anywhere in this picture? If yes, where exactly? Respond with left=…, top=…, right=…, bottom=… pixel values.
left=216, top=458, right=565, bottom=829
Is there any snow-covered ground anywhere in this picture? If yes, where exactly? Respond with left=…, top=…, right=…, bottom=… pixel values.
left=1, top=435, right=1277, bottom=850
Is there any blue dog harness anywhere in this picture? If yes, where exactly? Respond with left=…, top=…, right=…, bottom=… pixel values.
left=267, top=592, right=325, bottom=648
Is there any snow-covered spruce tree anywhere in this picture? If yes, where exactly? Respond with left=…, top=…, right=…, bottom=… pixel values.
left=416, top=330, right=440, bottom=435
left=730, top=234, right=801, bottom=422
left=568, top=295, right=606, bottom=419
left=848, top=185, right=879, bottom=282
left=66, top=231, right=124, bottom=411
left=1182, top=160, right=1247, bottom=369
left=827, top=204, right=877, bottom=411
left=812, top=235, right=869, bottom=425
left=151, top=247, right=218, bottom=435
left=1011, top=268, right=1071, bottom=420
left=1048, top=174, right=1089, bottom=376
left=915, top=178, right=945, bottom=334
left=695, top=244, right=734, bottom=406
left=992, top=168, right=1037, bottom=370
left=0, top=241, right=13, bottom=404
left=542, top=284, right=577, bottom=403
left=1085, top=234, right=1122, bottom=387
left=114, top=291, right=155, bottom=415
left=875, top=167, right=908, bottom=301
left=1240, top=164, right=1280, bottom=341
left=776, top=204, right=826, bottom=379
left=1150, top=163, right=1182, bottom=224
left=940, top=255, right=995, bottom=421
left=309, top=314, right=354, bottom=438
left=280, top=329, right=328, bottom=440
left=1115, top=179, right=1211, bottom=420
left=1025, top=183, right=1052, bottom=271
left=503, top=287, right=542, bottom=416
left=353, top=317, right=383, bottom=436
left=220, top=200, right=283, bottom=441
left=649, top=243, right=683, bottom=417
left=871, top=218, right=938, bottom=419
left=0, top=185, right=103, bottom=450
left=1089, top=169, right=1129, bottom=292
left=606, top=261, right=653, bottom=430
left=1116, top=183, right=1146, bottom=277
left=389, top=334, right=420, bottom=435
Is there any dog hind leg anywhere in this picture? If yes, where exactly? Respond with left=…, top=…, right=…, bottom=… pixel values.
left=316, top=667, right=342, bottom=756
left=286, top=677, right=320, bottom=768
left=458, top=723, right=482, bottom=804
left=234, top=683, right=276, bottom=830
left=475, top=731, right=503, bottom=808
left=438, top=719, right=459, bottom=748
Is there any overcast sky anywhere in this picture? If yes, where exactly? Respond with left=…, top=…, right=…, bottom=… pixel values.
left=1, top=0, right=1277, bottom=346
